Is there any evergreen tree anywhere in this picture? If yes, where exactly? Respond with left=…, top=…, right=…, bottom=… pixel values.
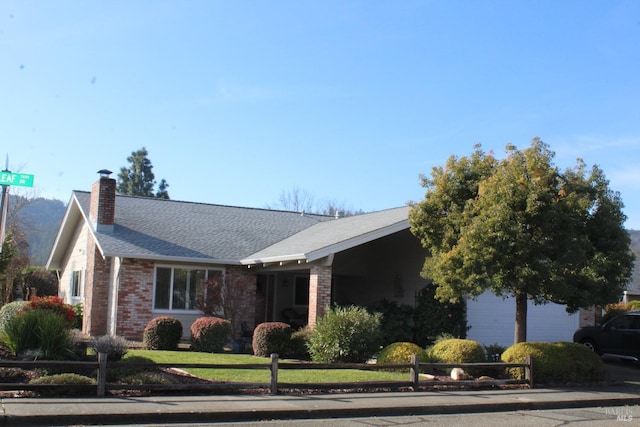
left=117, top=147, right=170, bottom=199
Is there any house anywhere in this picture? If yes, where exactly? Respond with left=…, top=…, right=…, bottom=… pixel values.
left=46, top=172, right=582, bottom=345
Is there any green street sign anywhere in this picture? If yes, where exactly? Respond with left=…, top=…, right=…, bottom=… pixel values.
left=0, top=171, right=34, bottom=188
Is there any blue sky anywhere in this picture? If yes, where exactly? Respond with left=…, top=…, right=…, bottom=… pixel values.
left=2, top=1, right=640, bottom=228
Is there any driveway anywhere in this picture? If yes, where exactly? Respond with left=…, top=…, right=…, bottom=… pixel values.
left=604, top=359, right=640, bottom=384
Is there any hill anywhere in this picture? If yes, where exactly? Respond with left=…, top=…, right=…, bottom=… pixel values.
left=9, top=195, right=66, bottom=266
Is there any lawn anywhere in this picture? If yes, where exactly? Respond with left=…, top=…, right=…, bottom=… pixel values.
left=123, top=350, right=410, bottom=384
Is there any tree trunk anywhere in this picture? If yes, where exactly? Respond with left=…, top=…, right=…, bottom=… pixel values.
left=514, top=292, right=527, bottom=343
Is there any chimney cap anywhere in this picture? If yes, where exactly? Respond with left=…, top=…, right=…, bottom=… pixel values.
left=97, top=169, right=113, bottom=177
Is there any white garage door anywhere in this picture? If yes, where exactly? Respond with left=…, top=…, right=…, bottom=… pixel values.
left=466, top=291, right=580, bottom=347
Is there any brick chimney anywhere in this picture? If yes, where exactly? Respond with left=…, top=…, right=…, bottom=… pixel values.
left=90, top=169, right=116, bottom=232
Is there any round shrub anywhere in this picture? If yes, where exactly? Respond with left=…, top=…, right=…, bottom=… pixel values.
left=0, top=301, right=28, bottom=333
left=143, top=317, right=183, bottom=350
left=307, top=305, right=383, bottom=363
left=252, top=322, right=293, bottom=357
left=428, top=338, right=485, bottom=376
left=501, top=341, right=605, bottom=385
left=377, top=342, right=428, bottom=371
left=428, top=338, right=485, bottom=364
left=30, top=373, right=95, bottom=396
left=91, top=335, right=129, bottom=361
left=190, top=316, right=231, bottom=353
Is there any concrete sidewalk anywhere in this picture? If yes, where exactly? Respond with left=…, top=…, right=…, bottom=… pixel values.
left=2, top=385, right=640, bottom=426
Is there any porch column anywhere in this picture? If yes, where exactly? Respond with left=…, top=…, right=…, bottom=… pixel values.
left=308, top=265, right=332, bottom=329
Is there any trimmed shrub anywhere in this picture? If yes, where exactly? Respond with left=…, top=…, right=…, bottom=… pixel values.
left=0, top=301, right=28, bottom=333
left=252, top=322, right=293, bottom=357
left=91, top=335, right=129, bottom=361
left=190, top=316, right=231, bottom=353
left=501, top=341, right=605, bottom=385
left=143, top=317, right=183, bottom=350
left=20, top=267, right=58, bottom=298
left=377, top=342, right=428, bottom=371
left=107, top=355, right=158, bottom=382
left=428, top=338, right=485, bottom=376
left=307, top=305, right=383, bottom=363
left=29, top=373, right=95, bottom=396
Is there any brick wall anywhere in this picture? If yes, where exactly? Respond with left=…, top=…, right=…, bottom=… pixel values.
left=224, top=265, right=257, bottom=338
left=90, top=177, right=116, bottom=227
left=308, top=265, right=332, bottom=329
left=116, top=259, right=155, bottom=340
left=84, top=236, right=109, bottom=336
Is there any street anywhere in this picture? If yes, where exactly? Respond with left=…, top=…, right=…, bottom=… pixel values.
left=112, top=405, right=638, bottom=427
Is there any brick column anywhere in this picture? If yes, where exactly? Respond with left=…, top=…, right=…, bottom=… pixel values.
left=84, top=237, right=109, bottom=336
left=225, top=266, right=257, bottom=338
left=308, top=265, right=332, bottom=329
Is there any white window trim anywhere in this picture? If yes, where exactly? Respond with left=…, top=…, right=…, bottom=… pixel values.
left=152, top=264, right=224, bottom=313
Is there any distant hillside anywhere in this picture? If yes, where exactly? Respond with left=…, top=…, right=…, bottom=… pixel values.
left=10, top=196, right=66, bottom=266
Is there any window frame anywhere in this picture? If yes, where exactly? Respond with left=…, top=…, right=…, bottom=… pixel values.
left=152, top=265, right=224, bottom=312
left=70, top=270, right=82, bottom=299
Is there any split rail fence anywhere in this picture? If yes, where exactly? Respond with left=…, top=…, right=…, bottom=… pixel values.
left=0, top=354, right=533, bottom=396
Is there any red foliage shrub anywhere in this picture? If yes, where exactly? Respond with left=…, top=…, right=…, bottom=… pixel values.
left=27, top=296, right=77, bottom=325
left=190, top=317, right=231, bottom=353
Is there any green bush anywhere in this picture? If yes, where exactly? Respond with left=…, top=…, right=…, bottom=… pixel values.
left=289, top=327, right=312, bottom=360
left=108, top=355, right=158, bottom=382
left=30, top=373, right=95, bottom=396
left=428, top=338, right=485, bottom=376
left=142, top=317, right=183, bottom=350
left=0, top=301, right=27, bottom=333
left=20, top=267, right=58, bottom=298
left=413, top=285, right=467, bottom=348
left=377, top=342, right=428, bottom=371
left=307, top=305, right=382, bottom=363
left=190, top=316, right=231, bottom=353
left=367, top=299, right=415, bottom=346
left=252, top=322, right=293, bottom=357
left=0, top=309, right=75, bottom=360
left=91, top=335, right=129, bottom=361
left=501, top=341, right=605, bottom=385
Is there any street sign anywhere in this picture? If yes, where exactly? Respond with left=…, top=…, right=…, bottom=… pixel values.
left=0, top=171, right=34, bottom=188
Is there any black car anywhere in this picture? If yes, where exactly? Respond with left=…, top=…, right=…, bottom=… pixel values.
left=573, top=311, right=640, bottom=362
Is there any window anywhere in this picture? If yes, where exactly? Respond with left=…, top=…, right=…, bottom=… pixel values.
left=154, top=267, right=222, bottom=311
left=294, top=276, right=309, bottom=306
left=71, top=270, right=82, bottom=297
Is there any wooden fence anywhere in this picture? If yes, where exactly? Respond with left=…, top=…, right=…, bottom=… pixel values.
left=0, top=354, right=533, bottom=396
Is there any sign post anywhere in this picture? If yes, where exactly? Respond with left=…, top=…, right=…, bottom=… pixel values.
left=0, top=169, right=35, bottom=252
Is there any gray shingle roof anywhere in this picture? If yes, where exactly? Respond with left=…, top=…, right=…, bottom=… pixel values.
left=74, top=192, right=334, bottom=263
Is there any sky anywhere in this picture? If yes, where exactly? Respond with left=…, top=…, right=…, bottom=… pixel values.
left=2, top=1, right=640, bottom=228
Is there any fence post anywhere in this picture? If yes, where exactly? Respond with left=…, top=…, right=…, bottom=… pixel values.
left=410, top=354, right=420, bottom=391
left=525, top=354, right=533, bottom=388
left=97, top=352, right=107, bottom=397
left=270, top=353, right=279, bottom=395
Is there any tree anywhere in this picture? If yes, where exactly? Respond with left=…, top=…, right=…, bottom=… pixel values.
left=266, top=186, right=363, bottom=216
left=117, top=147, right=170, bottom=199
left=409, top=138, right=634, bottom=344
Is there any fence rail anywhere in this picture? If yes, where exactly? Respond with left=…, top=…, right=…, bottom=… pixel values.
left=0, top=353, right=533, bottom=396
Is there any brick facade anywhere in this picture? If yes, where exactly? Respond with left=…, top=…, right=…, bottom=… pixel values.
left=116, top=259, right=155, bottom=340
left=308, top=265, right=332, bottom=328
left=84, top=235, right=110, bottom=336
left=89, top=177, right=116, bottom=228
left=224, top=265, right=257, bottom=338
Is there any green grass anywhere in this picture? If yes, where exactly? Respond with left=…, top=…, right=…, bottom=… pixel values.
left=123, top=350, right=409, bottom=384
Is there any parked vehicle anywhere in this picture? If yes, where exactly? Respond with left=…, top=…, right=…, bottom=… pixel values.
left=573, top=311, right=640, bottom=362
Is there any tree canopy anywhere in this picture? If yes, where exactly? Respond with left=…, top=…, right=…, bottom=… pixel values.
left=409, top=138, right=634, bottom=343
left=117, top=147, right=170, bottom=199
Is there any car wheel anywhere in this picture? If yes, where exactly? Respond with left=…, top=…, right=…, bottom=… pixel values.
left=581, top=339, right=597, bottom=353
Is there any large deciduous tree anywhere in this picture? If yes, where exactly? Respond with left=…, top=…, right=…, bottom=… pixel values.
left=409, top=138, right=634, bottom=343
left=117, top=147, right=170, bottom=199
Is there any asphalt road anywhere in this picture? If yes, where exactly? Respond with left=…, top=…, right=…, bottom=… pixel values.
left=604, top=359, right=640, bottom=383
